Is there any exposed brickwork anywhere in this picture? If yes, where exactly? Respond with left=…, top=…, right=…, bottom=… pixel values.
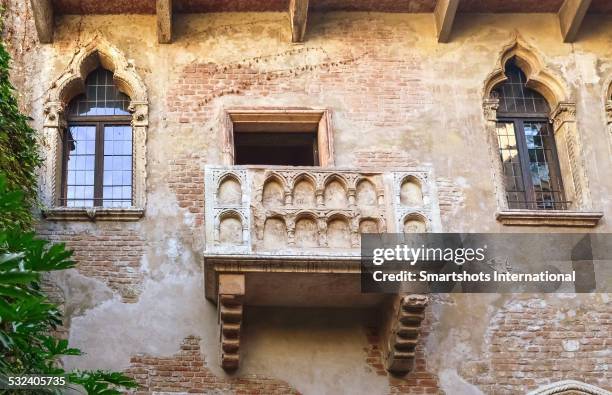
left=354, top=151, right=419, bottom=170
left=37, top=226, right=145, bottom=303
left=436, top=177, right=465, bottom=222
left=167, top=153, right=205, bottom=230
left=363, top=308, right=443, bottom=395
left=167, top=43, right=430, bottom=129
left=461, top=298, right=612, bottom=394
left=126, top=336, right=300, bottom=394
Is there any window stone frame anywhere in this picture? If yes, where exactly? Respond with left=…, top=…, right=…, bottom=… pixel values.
left=482, top=36, right=602, bottom=227
left=220, top=108, right=335, bottom=167
left=41, top=38, right=148, bottom=221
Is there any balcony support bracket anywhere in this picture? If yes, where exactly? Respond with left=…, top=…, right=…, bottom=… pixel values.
left=218, top=274, right=245, bottom=371
left=381, top=294, right=428, bottom=374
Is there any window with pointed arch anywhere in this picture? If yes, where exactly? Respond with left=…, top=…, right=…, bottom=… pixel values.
left=493, top=58, right=567, bottom=210
left=62, top=68, right=133, bottom=208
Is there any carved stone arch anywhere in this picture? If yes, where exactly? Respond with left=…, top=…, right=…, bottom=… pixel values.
left=217, top=173, right=243, bottom=206
left=482, top=35, right=595, bottom=215
left=483, top=35, right=570, bottom=109
left=292, top=172, right=317, bottom=189
left=291, top=172, right=318, bottom=206
left=42, top=37, right=149, bottom=218
left=262, top=173, right=287, bottom=206
left=399, top=175, right=425, bottom=207
left=358, top=216, right=381, bottom=234
left=402, top=212, right=429, bottom=233
left=217, top=209, right=248, bottom=245
left=294, top=210, right=321, bottom=248
left=323, top=174, right=349, bottom=207
left=526, top=380, right=610, bottom=395
left=47, top=37, right=147, bottom=105
left=325, top=212, right=352, bottom=248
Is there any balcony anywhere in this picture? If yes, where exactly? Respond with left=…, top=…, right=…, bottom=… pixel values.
left=202, top=165, right=441, bottom=371
left=204, top=165, right=440, bottom=255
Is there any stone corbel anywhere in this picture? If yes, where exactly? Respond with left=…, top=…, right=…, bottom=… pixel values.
left=218, top=274, right=245, bottom=371
left=483, top=98, right=500, bottom=122
left=551, top=101, right=576, bottom=132
left=381, top=294, right=428, bottom=374
left=129, top=100, right=149, bottom=127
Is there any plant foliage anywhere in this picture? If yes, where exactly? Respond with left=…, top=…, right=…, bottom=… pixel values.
left=0, top=25, right=41, bottom=230
left=0, top=174, right=138, bottom=394
left=0, top=16, right=137, bottom=393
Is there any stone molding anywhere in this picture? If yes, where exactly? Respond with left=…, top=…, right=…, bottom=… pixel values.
left=526, top=380, right=611, bottom=395
left=220, top=108, right=335, bottom=167
left=482, top=35, right=599, bottom=225
left=41, top=36, right=148, bottom=218
left=42, top=207, right=145, bottom=222
left=496, top=210, right=603, bottom=227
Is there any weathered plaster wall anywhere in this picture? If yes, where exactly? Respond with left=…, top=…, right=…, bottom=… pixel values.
left=2, top=1, right=612, bottom=393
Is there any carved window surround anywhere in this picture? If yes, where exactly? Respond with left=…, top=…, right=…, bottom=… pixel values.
left=40, top=37, right=148, bottom=221
left=221, top=108, right=335, bottom=167
left=526, top=380, right=610, bottom=395
left=483, top=37, right=602, bottom=227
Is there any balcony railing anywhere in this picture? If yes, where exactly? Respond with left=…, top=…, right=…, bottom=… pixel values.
left=204, top=165, right=441, bottom=255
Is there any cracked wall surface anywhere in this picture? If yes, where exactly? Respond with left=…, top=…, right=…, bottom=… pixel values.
left=2, top=1, right=612, bottom=394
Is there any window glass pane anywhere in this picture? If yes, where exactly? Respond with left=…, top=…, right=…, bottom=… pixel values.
left=493, top=60, right=549, bottom=114
left=524, top=122, right=565, bottom=210
left=64, top=126, right=96, bottom=207
left=67, top=69, right=130, bottom=116
left=496, top=122, right=527, bottom=209
left=102, top=125, right=132, bottom=207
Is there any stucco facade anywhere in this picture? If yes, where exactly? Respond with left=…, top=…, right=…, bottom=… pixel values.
left=2, top=0, right=611, bottom=394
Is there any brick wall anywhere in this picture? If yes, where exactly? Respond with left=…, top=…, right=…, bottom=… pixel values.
left=167, top=153, right=205, bottom=231
left=166, top=25, right=431, bottom=130
left=126, top=336, right=300, bottom=394
left=461, top=298, right=611, bottom=394
left=37, top=226, right=145, bottom=303
left=364, top=309, right=443, bottom=395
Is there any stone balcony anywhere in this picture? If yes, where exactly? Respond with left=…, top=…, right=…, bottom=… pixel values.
left=202, top=165, right=441, bottom=371
left=203, top=165, right=442, bottom=304
left=204, top=165, right=441, bottom=256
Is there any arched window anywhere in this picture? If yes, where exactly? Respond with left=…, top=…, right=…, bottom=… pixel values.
left=493, top=58, right=566, bottom=210
left=62, top=68, right=133, bottom=207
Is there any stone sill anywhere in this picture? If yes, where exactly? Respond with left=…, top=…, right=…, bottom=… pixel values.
left=42, top=207, right=144, bottom=221
left=496, top=210, right=603, bottom=227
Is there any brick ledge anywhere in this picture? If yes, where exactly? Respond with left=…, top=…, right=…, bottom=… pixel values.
left=496, top=210, right=603, bottom=227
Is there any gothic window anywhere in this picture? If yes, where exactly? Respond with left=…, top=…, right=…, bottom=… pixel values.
left=62, top=68, right=133, bottom=207
left=493, top=59, right=566, bottom=210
